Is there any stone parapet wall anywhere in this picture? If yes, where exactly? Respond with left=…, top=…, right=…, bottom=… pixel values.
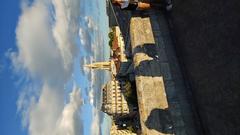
left=129, top=9, right=200, bottom=135
left=130, top=17, right=173, bottom=135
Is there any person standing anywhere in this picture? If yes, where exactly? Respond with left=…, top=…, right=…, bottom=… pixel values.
left=111, top=0, right=151, bottom=10
left=111, top=0, right=172, bottom=11
left=146, top=0, right=172, bottom=11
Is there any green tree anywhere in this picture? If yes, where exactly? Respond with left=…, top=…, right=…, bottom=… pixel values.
left=108, top=31, right=114, bottom=48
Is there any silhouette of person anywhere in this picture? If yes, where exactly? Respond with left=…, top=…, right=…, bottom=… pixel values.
left=111, top=0, right=172, bottom=11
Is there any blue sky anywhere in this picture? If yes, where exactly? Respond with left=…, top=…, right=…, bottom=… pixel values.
left=0, top=0, right=110, bottom=135
left=0, top=0, right=27, bottom=135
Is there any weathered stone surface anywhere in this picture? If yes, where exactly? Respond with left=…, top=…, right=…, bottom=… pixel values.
left=136, top=76, right=171, bottom=135
left=130, top=17, right=172, bottom=135
left=130, top=17, right=155, bottom=49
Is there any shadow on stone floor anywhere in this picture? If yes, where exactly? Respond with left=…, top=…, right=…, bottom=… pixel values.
left=133, top=43, right=162, bottom=77
left=145, top=108, right=174, bottom=134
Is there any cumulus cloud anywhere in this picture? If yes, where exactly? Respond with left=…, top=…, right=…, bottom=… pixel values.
left=78, top=26, right=93, bottom=54
left=15, top=0, right=62, bottom=81
left=52, top=0, right=80, bottom=71
left=28, top=84, right=64, bottom=135
left=88, top=88, right=94, bottom=105
left=90, top=108, right=100, bottom=135
left=79, top=28, right=87, bottom=45
left=27, top=84, right=83, bottom=135
left=84, top=16, right=98, bottom=31
left=55, top=87, right=83, bottom=135
left=12, top=0, right=83, bottom=135
left=10, top=0, right=111, bottom=134
left=78, top=16, right=99, bottom=55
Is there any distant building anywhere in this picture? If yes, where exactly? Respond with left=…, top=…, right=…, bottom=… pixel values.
left=101, top=79, right=130, bottom=117
left=110, top=122, right=137, bottom=135
left=111, top=26, right=128, bottom=63
left=110, top=26, right=133, bottom=76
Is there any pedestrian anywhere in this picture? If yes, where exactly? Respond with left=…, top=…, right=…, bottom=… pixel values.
left=111, top=0, right=172, bottom=11
left=111, top=0, right=150, bottom=10
left=147, top=0, right=172, bottom=11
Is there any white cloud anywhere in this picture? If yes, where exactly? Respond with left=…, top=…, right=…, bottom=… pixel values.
left=55, top=86, right=83, bottom=135
left=11, top=0, right=109, bottom=135
left=88, top=88, right=94, bottom=105
left=28, top=84, right=64, bottom=135
left=78, top=16, right=99, bottom=54
left=79, top=28, right=86, bottom=45
left=28, top=84, right=83, bottom=135
left=80, top=56, right=91, bottom=75
left=17, top=84, right=40, bottom=128
left=78, top=26, right=93, bottom=54
left=84, top=16, right=98, bottom=31
left=15, top=0, right=64, bottom=82
left=52, top=0, right=80, bottom=72
left=12, top=0, right=83, bottom=135
left=90, top=108, right=100, bottom=135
